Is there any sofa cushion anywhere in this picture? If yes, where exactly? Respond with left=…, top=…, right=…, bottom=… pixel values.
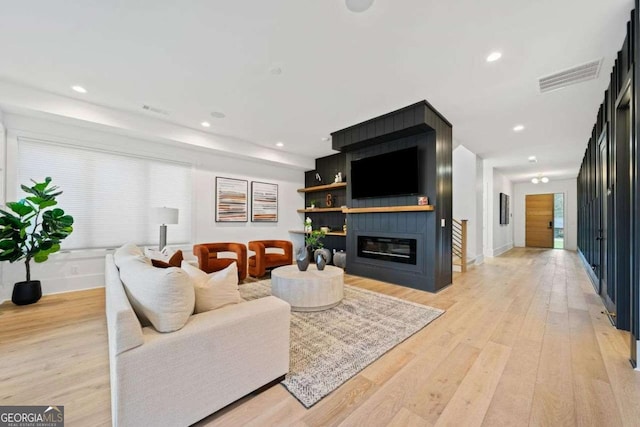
left=118, top=253, right=195, bottom=332
left=181, top=261, right=243, bottom=313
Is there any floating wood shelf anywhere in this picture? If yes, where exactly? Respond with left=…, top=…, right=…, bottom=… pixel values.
left=297, top=182, right=347, bottom=193
left=289, top=230, right=347, bottom=237
left=297, top=207, right=344, bottom=213
left=342, top=205, right=435, bottom=214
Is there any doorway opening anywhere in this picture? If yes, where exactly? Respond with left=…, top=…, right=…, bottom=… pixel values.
left=554, top=193, right=564, bottom=249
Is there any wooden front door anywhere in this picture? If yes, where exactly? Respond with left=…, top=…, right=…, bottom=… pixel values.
left=526, top=194, right=554, bottom=248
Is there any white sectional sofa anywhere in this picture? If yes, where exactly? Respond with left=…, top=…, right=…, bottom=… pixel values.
left=105, top=252, right=290, bottom=427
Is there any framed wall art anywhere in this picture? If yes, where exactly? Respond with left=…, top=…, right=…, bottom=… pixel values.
left=251, top=181, right=278, bottom=222
left=499, top=192, right=510, bottom=225
left=215, top=177, right=248, bottom=222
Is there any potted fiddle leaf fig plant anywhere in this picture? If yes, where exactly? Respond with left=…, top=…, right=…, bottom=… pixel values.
left=0, top=177, right=74, bottom=305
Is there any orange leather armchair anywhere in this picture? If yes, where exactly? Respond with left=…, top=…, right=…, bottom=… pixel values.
left=248, top=240, right=293, bottom=278
left=193, top=243, right=247, bottom=281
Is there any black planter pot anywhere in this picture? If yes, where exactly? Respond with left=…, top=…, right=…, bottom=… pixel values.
left=12, top=280, right=42, bottom=306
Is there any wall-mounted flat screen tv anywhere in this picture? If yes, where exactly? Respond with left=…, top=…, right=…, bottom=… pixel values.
left=351, top=147, right=419, bottom=199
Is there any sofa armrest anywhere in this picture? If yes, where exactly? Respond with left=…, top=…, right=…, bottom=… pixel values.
left=112, top=296, right=290, bottom=427
left=105, top=255, right=144, bottom=356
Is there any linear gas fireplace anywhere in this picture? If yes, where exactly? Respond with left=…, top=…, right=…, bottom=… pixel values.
left=357, top=236, right=417, bottom=265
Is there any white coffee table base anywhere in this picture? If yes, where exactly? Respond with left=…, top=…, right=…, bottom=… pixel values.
left=271, top=265, right=344, bottom=312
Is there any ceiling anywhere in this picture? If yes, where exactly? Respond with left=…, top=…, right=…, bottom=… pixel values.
left=0, top=0, right=633, bottom=181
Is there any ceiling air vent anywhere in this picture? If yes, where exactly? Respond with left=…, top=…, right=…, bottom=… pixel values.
left=538, top=59, right=602, bottom=93
left=142, top=104, right=169, bottom=115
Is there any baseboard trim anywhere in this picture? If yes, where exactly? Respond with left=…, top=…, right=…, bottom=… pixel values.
left=577, top=249, right=599, bottom=293
left=492, top=242, right=514, bottom=257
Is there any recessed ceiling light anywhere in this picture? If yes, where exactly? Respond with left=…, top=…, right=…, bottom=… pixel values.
left=513, top=125, right=525, bottom=132
left=321, top=137, right=330, bottom=142
left=528, top=156, right=537, bottom=163
left=486, top=51, right=502, bottom=62
left=71, top=85, right=87, bottom=94
left=201, top=121, right=211, bottom=128
left=531, top=178, right=540, bottom=184
left=276, top=142, right=284, bottom=147
left=541, top=177, right=549, bottom=183
left=210, top=111, right=226, bottom=119
left=270, top=67, right=283, bottom=75
left=346, top=0, right=374, bottom=12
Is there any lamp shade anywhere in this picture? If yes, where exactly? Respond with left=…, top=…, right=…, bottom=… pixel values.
left=153, top=207, right=179, bottom=225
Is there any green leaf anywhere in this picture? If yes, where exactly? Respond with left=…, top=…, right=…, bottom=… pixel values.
left=7, top=202, right=34, bottom=217
left=0, top=240, right=16, bottom=249
left=39, top=240, right=54, bottom=251
left=39, top=200, right=58, bottom=209
left=33, top=181, right=48, bottom=192
left=33, top=253, right=49, bottom=263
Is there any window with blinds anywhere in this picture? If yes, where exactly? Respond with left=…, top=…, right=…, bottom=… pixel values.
left=17, top=138, right=192, bottom=250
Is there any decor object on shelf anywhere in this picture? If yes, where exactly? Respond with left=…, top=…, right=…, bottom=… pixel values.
left=309, top=200, right=317, bottom=209
left=315, top=172, right=322, bottom=183
left=320, top=226, right=330, bottom=234
left=251, top=181, right=278, bottom=222
left=304, top=217, right=312, bottom=232
left=314, top=247, right=332, bottom=266
left=417, top=196, right=428, bottom=206
left=193, top=242, right=248, bottom=280
left=326, top=193, right=333, bottom=207
left=316, top=252, right=327, bottom=270
left=296, top=246, right=310, bottom=271
left=0, top=177, right=74, bottom=305
left=153, top=207, right=179, bottom=250
left=215, top=177, right=248, bottom=222
left=334, top=172, right=342, bottom=183
left=248, top=240, right=293, bottom=277
left=239, top=280, right=443, bottom=408
left=333, top=250, right=347, bottom=269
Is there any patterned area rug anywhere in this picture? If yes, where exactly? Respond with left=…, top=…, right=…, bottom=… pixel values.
left=239, top=280, right=444, bottom=408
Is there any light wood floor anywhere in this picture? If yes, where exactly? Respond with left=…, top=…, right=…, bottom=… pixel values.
left=2, top=248, right=640, bottom=426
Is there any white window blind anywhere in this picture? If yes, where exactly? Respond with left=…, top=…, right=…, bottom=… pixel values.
left=17, top=138, right=192, bottom=250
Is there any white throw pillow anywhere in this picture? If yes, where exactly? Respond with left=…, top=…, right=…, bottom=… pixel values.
left=115, top=243, right=150, bottom=268
left=181, top=261, right=243, bottom=313
left=119, top=257, right=195, bottom=332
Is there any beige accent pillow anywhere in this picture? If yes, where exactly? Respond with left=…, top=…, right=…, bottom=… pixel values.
left=118, top=253, right=195, bottom=332
left=181, top=261, right=243, bottom=313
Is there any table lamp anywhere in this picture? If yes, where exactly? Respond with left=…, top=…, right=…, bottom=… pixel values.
left=153, top=207, right=179, bottom=250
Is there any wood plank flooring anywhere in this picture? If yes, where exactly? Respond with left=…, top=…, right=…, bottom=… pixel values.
left=1, top=248, right=639, bottom=426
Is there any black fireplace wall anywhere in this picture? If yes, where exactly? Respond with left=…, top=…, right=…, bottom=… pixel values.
left=332, top=101, right=453, bottom=292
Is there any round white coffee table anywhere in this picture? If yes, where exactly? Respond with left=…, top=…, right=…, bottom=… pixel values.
left=271, top=265, right=344, bottom=312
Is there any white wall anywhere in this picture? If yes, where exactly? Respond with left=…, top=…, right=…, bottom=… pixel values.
left=452, top=145, right=481, bottom=264
left=513, top=178, right=577, bottom=250
left=0, top=114, right=305, bottom=302
left=489, top=169, right=513, bottom=256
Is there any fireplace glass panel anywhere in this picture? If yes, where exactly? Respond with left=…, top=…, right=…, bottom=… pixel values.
left=357, top=236, right=417, bottom=265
